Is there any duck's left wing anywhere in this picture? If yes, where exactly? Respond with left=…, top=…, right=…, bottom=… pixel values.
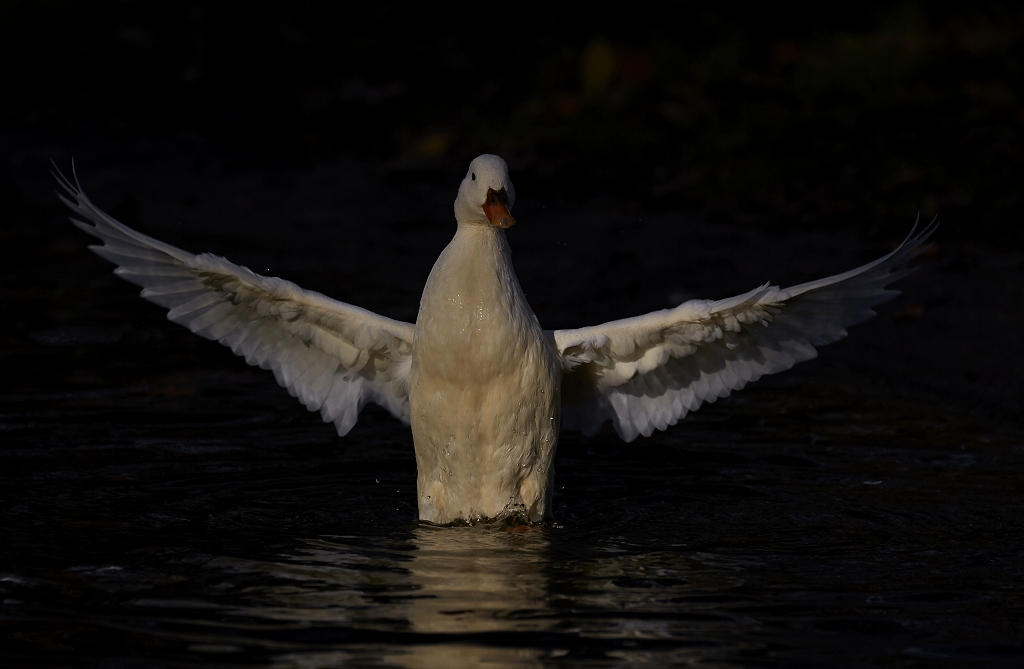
left=56, top=167, right=414, bottom=436
left=553, top=222, right=936, bottom=442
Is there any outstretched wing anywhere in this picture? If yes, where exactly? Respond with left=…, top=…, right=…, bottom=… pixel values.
left=554, top=221, right=936, bottom=442
left=56, top=167, right=415, bottom=436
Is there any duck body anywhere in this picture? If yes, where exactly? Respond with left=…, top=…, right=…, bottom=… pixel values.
left=410, top=222, right=560, bottom=524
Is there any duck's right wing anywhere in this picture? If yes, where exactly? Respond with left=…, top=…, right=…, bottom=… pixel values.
left=56, top=167, right=414, bottom=436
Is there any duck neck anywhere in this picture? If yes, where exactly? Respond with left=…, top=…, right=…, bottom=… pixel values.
left=416, top=219, right=520, bottom=338
left=454, top=220, right=508, bottom=252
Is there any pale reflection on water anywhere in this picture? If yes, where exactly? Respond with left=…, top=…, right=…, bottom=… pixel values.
left=210, top=525, right=554, bottom=667
left=200, top=525, right=751, bottom=667
left=391, top=525, right=552, bottom=635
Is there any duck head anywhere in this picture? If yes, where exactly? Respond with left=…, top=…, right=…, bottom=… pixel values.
left=454, top=154, right=516, bottom=228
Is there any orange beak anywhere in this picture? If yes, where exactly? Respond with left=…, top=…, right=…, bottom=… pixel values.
left=483, top=187, right=516, bottom=228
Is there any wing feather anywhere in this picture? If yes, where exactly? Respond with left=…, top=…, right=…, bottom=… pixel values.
left=555, top=220, right=936, bottom=441
left=57, top=165, right=415, bottom=436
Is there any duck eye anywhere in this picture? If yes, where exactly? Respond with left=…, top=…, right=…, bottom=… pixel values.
left=471, top=173, right=476, bottom=181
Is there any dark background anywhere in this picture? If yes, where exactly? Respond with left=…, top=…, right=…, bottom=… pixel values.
left=2, top=3, right=1024, bottom=666
left=4, top=1, right=1024, bottom=242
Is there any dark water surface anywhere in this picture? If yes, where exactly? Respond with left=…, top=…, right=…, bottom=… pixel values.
left=4, top=375, right=1023, bottom=667
left=3, top=155, right=1024, bottom=667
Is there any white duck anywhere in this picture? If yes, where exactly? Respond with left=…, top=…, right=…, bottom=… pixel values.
left=57, top=155, right=934, bottom=524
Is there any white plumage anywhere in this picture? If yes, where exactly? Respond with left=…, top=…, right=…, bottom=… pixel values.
left=57, top=154, right=935, bottom=524
left=554, top=234, right=930, bottom=442
left=55, top=168, right=414, bottom=438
